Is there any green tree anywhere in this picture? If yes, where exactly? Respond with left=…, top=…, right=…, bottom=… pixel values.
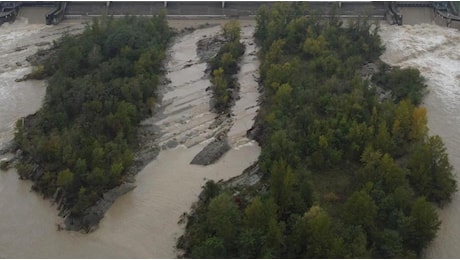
left=207, top=192, right=242, bottom=246
left=290, top=206, right=345, bottom=258
left=401, top=197, right=441, bottom=255
left=343, top=190, right=378, bottom=230
left=57, top=169, right=74, bottom=187
left=191, top=236, right=227, bottom=258
left=376, top=229, right=404, bottom=258
left=408, top=135, right=457, bottom=204
left=238, top=228, right=264, bottom=258
left=222, top=20, right=241, bottom=42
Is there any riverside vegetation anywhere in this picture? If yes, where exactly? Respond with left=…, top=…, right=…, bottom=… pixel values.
left=178, top=3, right=457, bottom=258
left=13, top=15, right=171, bottom=228
left=189, top=21, right=246, bottom=166
left=209, top=21, right=245, bottom=114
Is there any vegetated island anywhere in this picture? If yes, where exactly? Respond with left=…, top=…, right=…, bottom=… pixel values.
left=178, top=3, right=457, bottom=258
left=191, top=20, right=245, bottom=166
left=11, top=15, right=172, bottom=232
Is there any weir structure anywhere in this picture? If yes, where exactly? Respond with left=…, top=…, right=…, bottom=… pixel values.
left=387, top=1, right=460, bottom=28
left=0, top=1, right=458, bottom=28
left=2, top=1, right=386, bottom=24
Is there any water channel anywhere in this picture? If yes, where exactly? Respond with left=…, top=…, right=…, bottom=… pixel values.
left=0, top=15, right=459, bottom=259
left=0, top=18, right=260, bottom=258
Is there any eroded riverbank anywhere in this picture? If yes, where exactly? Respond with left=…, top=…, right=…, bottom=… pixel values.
left=0, top=19, right=260, bottom=258
left=95, top=23, right=261, bottom=258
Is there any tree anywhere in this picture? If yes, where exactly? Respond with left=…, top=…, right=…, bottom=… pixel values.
left=202, top=180, right=220, bottom=203
left=244, top=197, right=277, bottom=231
left=238, top=228, right=264, bottom=258
left=255, top=5, right=270, bottom=42
left=222, top=20, right=241, bottom=42
left=374, top=120, right=394, bottom=154
left=302, top=35, right=328, bottom=58
left=269, top=159, right=297, bottom=215
left=408, top=135, right=457, bottom=204
left=410, top=107, right=428, bottom=141
left=191, top=236, right=227, bottom=259
left=401, top=197, right=440, bottom=255
left=57, top=169, right=74, bottom=187
left=376, top=229, right=404, bottom=258
left=289, top=206, right=345, bottom=258
left=343, top=190, right=378, bottom=230
left=342, top=225, right=370, bottom=258
left=206, top=192, right=242, bottom=246
left=392, top=99, right=413, bottom=149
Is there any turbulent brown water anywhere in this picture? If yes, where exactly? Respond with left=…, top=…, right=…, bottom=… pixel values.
left=0, top=18, right=260, bottom=258
left=379, top=22, right=460, bottom=258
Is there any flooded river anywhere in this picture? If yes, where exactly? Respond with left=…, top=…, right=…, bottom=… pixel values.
left=0, top=18, right=260, bottom=258
left=379, top=23, right=460, bottom=258
left=2, top=14, right=458, bottom=259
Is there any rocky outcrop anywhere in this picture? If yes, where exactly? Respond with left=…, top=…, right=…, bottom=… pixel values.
left=64, top=182, right=136, bottom=232
left=196, top=34, right=224, bottom=63
left=190, top=138, right=230, bottom=165
left=223, top=162, right=262, bottom=188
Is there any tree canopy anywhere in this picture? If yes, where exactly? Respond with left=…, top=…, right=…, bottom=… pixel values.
left=179, top=2, right=456, bottom=258
left=14, top=15, right=172, bottom=221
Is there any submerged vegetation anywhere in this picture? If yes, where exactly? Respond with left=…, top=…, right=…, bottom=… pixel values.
left=179, top=3, right=456, bottom=258
left=14, top=15, right=171, bottom=222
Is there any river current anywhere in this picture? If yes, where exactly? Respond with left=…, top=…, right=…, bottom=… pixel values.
left=379, top=23, right=460, bottom=258
left=0, top=18, right=260, bottom=258
left=0, top=16, right=458, bottom=259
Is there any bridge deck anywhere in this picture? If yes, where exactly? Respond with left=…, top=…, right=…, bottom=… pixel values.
left=64, top=1, right=385, bottom=18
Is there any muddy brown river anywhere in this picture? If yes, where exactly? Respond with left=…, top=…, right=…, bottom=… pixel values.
left=1, top=16, right=459, bottom=259
left=379, top=22, right=460, bottom=258
left=0, top=18, right=260, bottom=258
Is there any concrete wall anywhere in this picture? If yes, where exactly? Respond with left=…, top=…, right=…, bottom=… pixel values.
left=400, top=7, right=434, bottom=25
left=433, top=10, right=460, bottom=30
